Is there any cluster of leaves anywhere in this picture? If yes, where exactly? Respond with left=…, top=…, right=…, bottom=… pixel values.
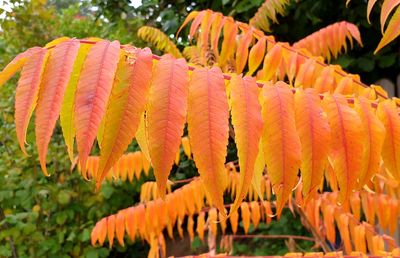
left=0, top=1, right=150, bottom=257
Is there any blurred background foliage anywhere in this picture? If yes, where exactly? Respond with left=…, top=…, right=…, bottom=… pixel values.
left=0, top=0, right=398, bottom=257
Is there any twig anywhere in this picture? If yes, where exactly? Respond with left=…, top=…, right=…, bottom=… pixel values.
left=293, top=202, right=332, bottom=252
left=225, top=234, right=315, bottom=242
left=0, top=207, right=18, bottom=258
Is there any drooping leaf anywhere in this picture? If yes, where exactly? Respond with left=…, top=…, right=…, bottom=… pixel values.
left=188, top=67, right=229, bottom=215
left=196, top=212, right=205, bottom=241
left=107, top=214, right=116, bottom=248
left=115, top=211, right=125, bottom=246
left=250, top=201, right=261, bottom=229
left=60, top=41, right=97, bottom=162
left=294, top=88, right=330, bottom=202
left=235, top=28, right=254, bottom=73
left=261, top=82, right=302, bottom=216
left=322, top=93, right=364, bottom=204
left=248, top=36, right=267, bottom=76
left=261, top=43, right=282, bottom=81
left=135, top=112, right=151, bottom=162
left=240, top=202, right=251, bottom=234
left=0, top=47, right=42, bottom=88
left=377, top=100, right=400, bottom=179
left=208, top=208, right=218, bottom=237
left=251, top=141, right=265, bottom=200
left=147, top=55, right=189, bottom=197
left=229, top=74, right=263, bottom=215
left=74, top=40, right=120, bottom=174
left=96, top=47, right=153, bottom=185
left=220, top=20, right=238, bottom=67
left=15, top=48, right=48, bottom=155
left=35, top=39, right=80, bottom=175
left=375, top=5, right=400, bottom=53
left=380, top=0, right=400, bottom=33
left=354, top=96, right=386, bottom=187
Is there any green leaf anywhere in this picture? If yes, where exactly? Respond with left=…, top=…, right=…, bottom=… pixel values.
left=56, top=212, right=68, bottom=225
left=57, top=190, right=71, bottom=205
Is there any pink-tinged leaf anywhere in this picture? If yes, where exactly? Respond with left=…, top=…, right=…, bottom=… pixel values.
left=295, top=88, right=330, bottom=203
left=147, top=55, right=189, bottom=198
left=322, top=93, right=364, bottom=204
left=60, top=41, right=99, bottom=162
left=377, top=100, right=400, bottom=180
left=96, top=47, right=153, bottom=186
left=367, top=0, right=378, bottom=23
left=35, top=39, right=80, bottom=175
left=188, top=67, right=229, bottom=215
left=15, top=48, right=48, bottom=155
left=0, top=47, right=42, bottom=88
left=229, top=74, right=263, bottom=215
left=74, top=40, right=120, bottom=174
left=189, top=11, right=206, bottom=41
left=261, top=82, right=302, bottom=216
left=375, top=5, right=400, bottom=53
left=248, top=36, right=267, bottom=76
left=355, top=97, right=386, bottom=187
left=381, top=0, right=400, bottom=33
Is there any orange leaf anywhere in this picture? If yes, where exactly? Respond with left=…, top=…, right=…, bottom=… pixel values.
left=380, top=0, right=400, bottom=33
left=92, top=217, right=107, bottom=246
left=115, top=211, right=125, bottom=246
left=354, top=97, right=386, bottom=187
left=196, top=212, right=206, bottom=241
left=187, top=67, right=229, bottom=215
left=147, top=55, right=189, bottom=198
left=322, top=93, right=364, bottom=204
left=377, top=100, right=400, bottom=179
left=107, top=215, right=116, bottom=248
left=229, top=74, right=263, bottom=215
left=208, top=208, right=218, bottom=237
left=187, top=216, right=195, bottom=242
left=230, top=209, right=239, bottom=234
left=262, top=43, right=282, bottom=81
left=248, top=36, right=267, bottom=76
left=240, top=202, right=251, bottom=234
left=74, top=40, right=120, bottom=173
left=236, top=28, right=253, bottom=73
left=96, top=47, right=152, bottom=185
left=261, top=82, right=302, bottom=215
left=15, top=48, right=48, bottom=155
left=295, top=88, right=330, bottom=203
left=367, top=0, right=378, bottom=23
left=375, top=5, right=400, bottom=53
left=0, top=47, right=42, bottom=88
left=35, top=39, right=80, bottom=175
left=220, top=20, right=238, bottom=66
left=250, top=201, right=261, bottom=229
